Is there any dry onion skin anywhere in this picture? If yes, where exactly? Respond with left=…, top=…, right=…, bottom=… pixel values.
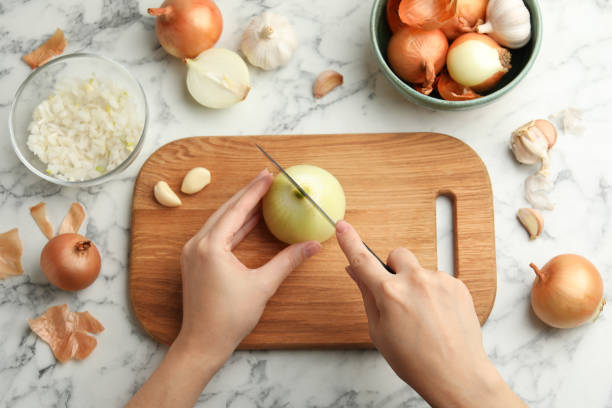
left=0, top=228, right=24, bottom=279
left=58, top=202, right=86, bottom=235
left=28, top=304, right=104, bottom=363
left=41, top=233, right=101, bottom=291
left=398, top=0, right=457, bottom=30
left=530, top=254, right=605, bottom=329
left=148, top=0, right=223, bottom=59
left=22, top=28, right=66, bottom=69
left=446, top=33, right=510, bottom=92
left=30, top=202, right=54, bottom=240
left=436, top=71, right=481, bottom=100
left=387, top=0, right=409, bottom=33
left=387, top=28, right=448, bottom=95
left=441, top=0, right=487, bottom=40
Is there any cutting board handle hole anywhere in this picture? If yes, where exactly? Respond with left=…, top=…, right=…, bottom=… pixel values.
left=436, top=194, right=455, bottom=276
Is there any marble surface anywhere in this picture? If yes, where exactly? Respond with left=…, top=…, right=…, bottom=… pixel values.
left=1, top=0, right=611, bottom=406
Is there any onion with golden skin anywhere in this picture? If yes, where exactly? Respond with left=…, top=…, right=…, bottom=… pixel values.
left=530, top=254, right=605, bottom=329
left=148, top=0, right=223, bottom=59
left=387, top=28, right=448, bottom=95
left=41, top=233, right=101, bottom=291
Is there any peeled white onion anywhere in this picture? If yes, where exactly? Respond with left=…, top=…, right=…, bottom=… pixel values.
left=186, top=48, right=250, bottom=109
left=262, top=165, right=346, bottom=244
left=446, top=33, right=511, bottom=92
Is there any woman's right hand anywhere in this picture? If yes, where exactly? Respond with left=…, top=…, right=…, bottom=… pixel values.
left=335, top=220, right=525, bottom=408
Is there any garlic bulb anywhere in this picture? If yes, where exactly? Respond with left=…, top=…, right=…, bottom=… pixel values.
left=241, top=13, right=297, bottom=70
left=510, top=119, right=557, bottom=175
left=477, top=0, right=531, bottom=49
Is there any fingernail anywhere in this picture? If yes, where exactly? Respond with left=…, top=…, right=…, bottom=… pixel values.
left=336, top=220, right=349, bottom=234
left=304, top=241, right=322, bottom=258
left=255, top=169, right=268, bottom=179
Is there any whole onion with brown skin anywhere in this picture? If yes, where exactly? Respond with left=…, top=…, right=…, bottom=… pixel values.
left=41, top=234, right=101, bottom=291
left=148, top=0, right=223, bottom=59
left=387, top=28, right=448, bottom=95
left=530, top=254, right=605, bottom=329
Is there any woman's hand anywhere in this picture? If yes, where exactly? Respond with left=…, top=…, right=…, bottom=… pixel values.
left=335, top=220, right=525, bottom=408
left=178, top=169, right=322, bottom=360
left=128, top=170, right=321, bottom=408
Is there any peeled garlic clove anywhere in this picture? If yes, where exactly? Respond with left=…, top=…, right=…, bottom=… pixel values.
left=241, top=13, right=298, bottom=70
left=313, top=70, right=343, bottom=98
left=477, top=0, right=531, bottom=49
left=181, top=167, right=211, bottom=195
left=154, top=181, right=182, bottom=207
left=517, top=208, right=543, bottom=240
left=186, top=48, right=251, bottom=109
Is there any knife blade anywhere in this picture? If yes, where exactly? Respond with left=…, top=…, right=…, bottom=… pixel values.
left=255, top=144, right=395, bottom=274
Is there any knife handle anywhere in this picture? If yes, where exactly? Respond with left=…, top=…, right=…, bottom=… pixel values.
left=362, top=241, right=396, bottom=274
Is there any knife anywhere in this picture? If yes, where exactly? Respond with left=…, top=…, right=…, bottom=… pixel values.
left=256, top=144, right=395, bottom=274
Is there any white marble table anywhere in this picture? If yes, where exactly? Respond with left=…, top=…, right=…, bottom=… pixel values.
left=1, top=0, right=611, bottom=406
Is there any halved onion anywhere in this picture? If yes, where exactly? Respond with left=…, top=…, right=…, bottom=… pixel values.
left=446, top=33, right=511, bottom=92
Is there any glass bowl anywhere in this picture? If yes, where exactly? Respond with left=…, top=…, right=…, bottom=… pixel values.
left=370, top=0, right=542, bottom=111
left=9, top=53, right=149, bottom=187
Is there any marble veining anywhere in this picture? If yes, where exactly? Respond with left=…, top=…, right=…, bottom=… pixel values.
left=1, top=0, right=611, bottom=407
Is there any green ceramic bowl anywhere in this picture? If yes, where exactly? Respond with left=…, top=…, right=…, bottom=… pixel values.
left=370, top=0, right=542, bottom=110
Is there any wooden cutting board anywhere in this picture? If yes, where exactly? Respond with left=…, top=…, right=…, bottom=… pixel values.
left=130, top=133, right=496, bottom=348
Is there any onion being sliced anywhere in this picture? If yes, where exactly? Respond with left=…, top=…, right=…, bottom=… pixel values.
left=446, top=33, right=511, bottom=92
left=387, top=28, right=448, bottom=95
left=398, top=0, right=457, bottom=30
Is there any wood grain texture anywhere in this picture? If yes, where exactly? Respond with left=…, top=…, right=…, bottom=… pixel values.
left=130, top=133, right=496, bottom=348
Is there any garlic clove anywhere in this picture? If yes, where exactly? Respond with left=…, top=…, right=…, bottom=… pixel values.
left=181, top=167, right=211, bottom=195
left=517, top=208, right=543, bottom=240
left=241, top=12, right=298, bottom=71
left=477, top=0, right=531, bottom=49
left=534, top=119, right=557, bottom=149
left=154, top=181, right=182, bottom=207
left=510, top=119, right=558, bottom=176
left=313, top=70, right=343, bottom=98
left=186, top=48, right=251, bottom=109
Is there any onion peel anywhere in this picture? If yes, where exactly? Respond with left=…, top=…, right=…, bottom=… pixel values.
left=30, top=202, right=54, bottom=240
left=436, top=71, right=481, bottom=100
left=58, top=202, right=86, bottom=235
left=441, top=0, right=487, bottom=40
left=398, top=0, right=458, bottom=30
left=22, top=28, right=67, bottom=69
left=0, top=228, right=24, bottom=279
left=386, top=0, right=409, bottom=33
left=28, top=304, right=104, bottom=363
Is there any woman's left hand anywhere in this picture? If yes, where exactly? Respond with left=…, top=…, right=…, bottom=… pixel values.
left=177, top=169, right=322, bottom=360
